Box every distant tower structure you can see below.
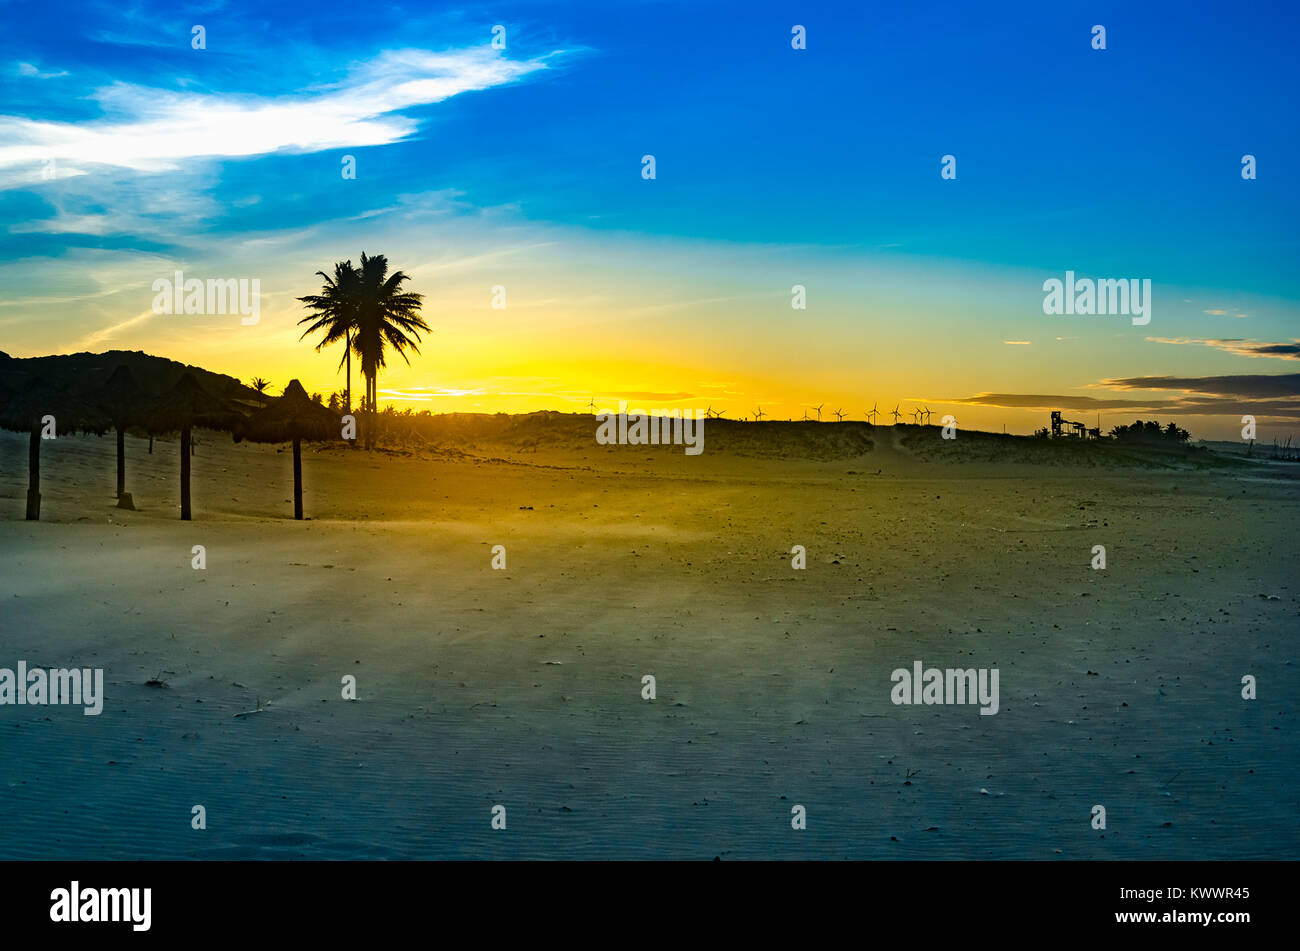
[1051,409,1095,439]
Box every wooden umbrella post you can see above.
[239,380,333,520]
[180,427,192,520]
[292,435,303,520]
[116,426,126,498]
[26,425,40,521]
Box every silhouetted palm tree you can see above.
[249,377,270,395]
[298,260,359,418]
[299,253,427,449]
[354,253,427,448]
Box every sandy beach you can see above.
[1,419,1295,859]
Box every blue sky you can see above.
[1,0,1297,437]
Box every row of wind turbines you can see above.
[790,403,939,425]
[585,397,945,425]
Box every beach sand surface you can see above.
[0,422,1296,859]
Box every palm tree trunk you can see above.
[25,425,40,520]
[345,332,352,414]
[365,373,375,450]
[148,433,153,454]
[116,426,126,497]
[292,436,303,520]
[180,427,192,520]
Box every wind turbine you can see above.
[834,408,846,422]
[867,402,879,425]
[801,410,810,421]
[814,403,824,422]
[587,397,597,415]
[912,407,922,423]
[890,404,902,424]
[922,406,932,424]
[754,406,766,422]
[705,405,716,419]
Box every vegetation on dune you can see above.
[901,423,1236,469]
[1108,420,1191,444]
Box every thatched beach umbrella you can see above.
[0,377,107,520]
[145,373,238,520]
[235,379,339,520]
[91,364,146,503]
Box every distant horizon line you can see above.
[4,348,1297,439]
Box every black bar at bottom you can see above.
[3,860,1279,938]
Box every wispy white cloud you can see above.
[75,308,157,349]
[380,387,484,400]
[1146,336,1300,361]
[0,47,561,189]
[10,213,115,235]
[623,293,767,317]
[16,62,69,79]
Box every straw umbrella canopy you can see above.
[235,379,339,520]
[90,364,147,501]
[0,376,107,520]
[144,373,239,520]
